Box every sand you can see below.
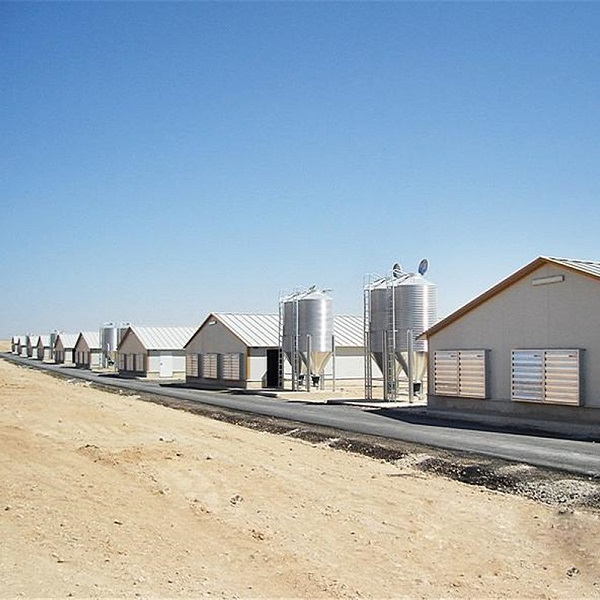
[1,356,599,598]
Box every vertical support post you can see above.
[331,334,336,392]
[306,334,312,391]
[382,330,389,401]
[363,284,372,401]
[407,329,414,404]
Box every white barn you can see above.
[74,331,102,369]
[36,335,53,361]
[11,335,24,354]
[422,256,600,429]
[54,333,79,366]
[26,335,40,358]
[184,313,366,390]
[117,326,196,379]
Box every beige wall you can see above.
[186,321,246,355]
[428,263,600,409]
[118,331,146,355]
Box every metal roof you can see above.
[213,313,280,347]
[127,326,196,350]
[545,256,600,279]
[334,315,364,347]
[422,256,600,339]
[38,335,51,346]
[79,331,101,349]
[55,333,79,349]
[198,312,364,348]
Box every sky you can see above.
[2,2,600,338]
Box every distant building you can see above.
[74,331,102,369]
[54,333,79,366]
[36,335,53,361]
[184,312,365,390]
[422,256,600,428]
[26,335,40,358]
[11,335,23,354]
[117,326,196,379]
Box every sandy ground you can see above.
[1,356,600,599]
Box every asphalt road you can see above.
[4,354,600,477]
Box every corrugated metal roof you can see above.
[209,313,364,348]
[546,256,600,279]
[214,313,280,347]
[80,331,101,349]
[129,326,196,350]
[56,333,79,349]
[38,335,51,346]
[334,315,364,347]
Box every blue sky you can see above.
[2,2,600,338]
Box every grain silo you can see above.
[100,321,131,368]
[364,260,438,401]
[280,287,334,390]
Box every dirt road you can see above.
[1,357,599,598]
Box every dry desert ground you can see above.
[1,349,600,599]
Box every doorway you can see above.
[159,354,174,378]
[266,349,281,388]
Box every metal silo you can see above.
[100,322,118,368]
[364,260,437,401]
[281,287,334,391]
[49,330,61,360]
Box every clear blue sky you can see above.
[2,2,600,338]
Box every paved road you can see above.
[4,354,600,476]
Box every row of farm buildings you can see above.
[8,256,600,430]
[9,312,366,390]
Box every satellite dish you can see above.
[418,258,429,276]
[392,263,403,278]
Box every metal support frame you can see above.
[363,283,373,401]
[277,299,285,389]
[384,279,397,401]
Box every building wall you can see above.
[74,337,102,368]
[37,345,52,361]
[325,347,365,380]
[187,321,246,355]
[427,263,600,421]
[117,331,147,375]
[146,351,187,379]
[55,341,75,365]
[186,322,249,388]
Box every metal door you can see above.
[159,354,173,378]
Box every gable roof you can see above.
[422,256,600,338]
[77,331,101,349]
[55,333,79,349]
[187,312,365,349]
[37,335,51,347]
[124,326,196,350]
[195,313,280,348]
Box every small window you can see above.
[512,349,581,405]
[434,350,488,399]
